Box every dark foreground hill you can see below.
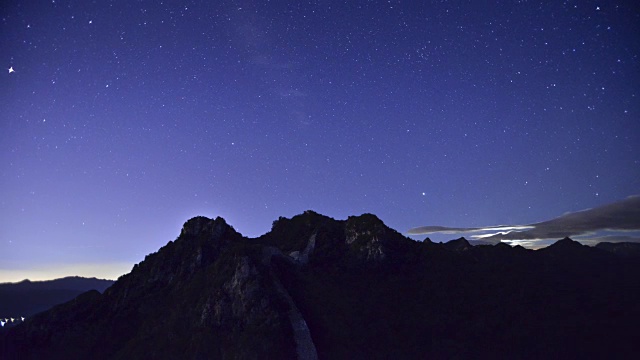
[2,211,639,359]
[0,277,114,323]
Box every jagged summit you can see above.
[179,215,232,237]
[553,236,580,245]
[117,215,244,293]
[544,237,587,251]
[3,211,640,359]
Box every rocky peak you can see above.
[547,237,583,250]
[180,216,230,238]
[345,213,387,244]
[538,236,613,264]
[344,214,407,261]
[264,211,336,254]
[443,237,472,252]
[107,216,243,306]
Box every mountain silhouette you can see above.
[0,277,114,324]
[442,237,472,251]
[2,212,639,359]
[595,241,640,257]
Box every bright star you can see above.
[8,66,15,73]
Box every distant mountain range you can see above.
[2,211,639,359]
[0,277,114,328]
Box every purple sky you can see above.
[1,1,639,281]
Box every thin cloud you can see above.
[407,226,480,234]
[407,225,533,235]
[407,195,640,245]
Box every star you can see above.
[8,66,15,73]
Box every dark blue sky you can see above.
[1,0,639,281]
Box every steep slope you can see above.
[2,216,299,359]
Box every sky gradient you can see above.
[2,1,639,281]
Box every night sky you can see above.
[2,1,639,281]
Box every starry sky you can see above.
[1,0,639,281]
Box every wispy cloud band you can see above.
[407,196,640,245]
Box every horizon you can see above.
[0,236,632,284]
[3,201,639,283]
[2,2,638,283]
[0,237,620,283]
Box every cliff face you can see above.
[3,211,640,359]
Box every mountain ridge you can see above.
[2,211,639,359]
[0,276,114,326]
[0,276,113,285]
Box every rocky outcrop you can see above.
[289,233,316,265]
[345,213,405,261]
